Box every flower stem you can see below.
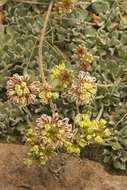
[38,1,54,83]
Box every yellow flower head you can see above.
[81,52,94,64]
[26,113,73,164]
[49,63,73,90]
[74,113,111,145]
[7,73,40,105]
[95,136,104,143]
[69,71,97,105]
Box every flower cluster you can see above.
[49,63,73,90]
[65,113,111,155]
[26,113,111,163]
[53,0,76,14]
[7,74,40,106]
[26,113,73,164]
[73,46,94,71]
[69,71,97,105]
[75,113,111,144]
[39,82,58,104]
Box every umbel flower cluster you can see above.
[7,74,40,106]
[6,0,112,165]
[7,65,111,165]
[26,113,111,165]
[65,114,111,155]
[69,71,97,105]
[75,114,111,144]
[7,69,96,106]
[26,113,73,165]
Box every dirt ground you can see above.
[0,143,127,190]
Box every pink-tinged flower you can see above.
[34,113,73,149]
[69,71,97,105]
[7,73,40,105]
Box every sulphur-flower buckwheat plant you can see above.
[3,0,125,170]
[69,71,97,105]
[49,62,73,90]
[7,74,40,106]
[26,113,73,164]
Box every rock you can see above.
[0,143,126,190]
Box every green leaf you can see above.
[92,1,110,14]
[104,156,111,163]
[113,160,126,170]
[111,142,123,150]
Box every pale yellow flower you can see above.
[7,73,40,105]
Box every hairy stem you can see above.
[38,1,54,83]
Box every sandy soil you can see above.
[0,143,127,190]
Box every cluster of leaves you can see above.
[0,101,27,142]
[0,0,127,169]
[104,120,127,170]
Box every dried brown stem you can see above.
[38,1,54,83]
